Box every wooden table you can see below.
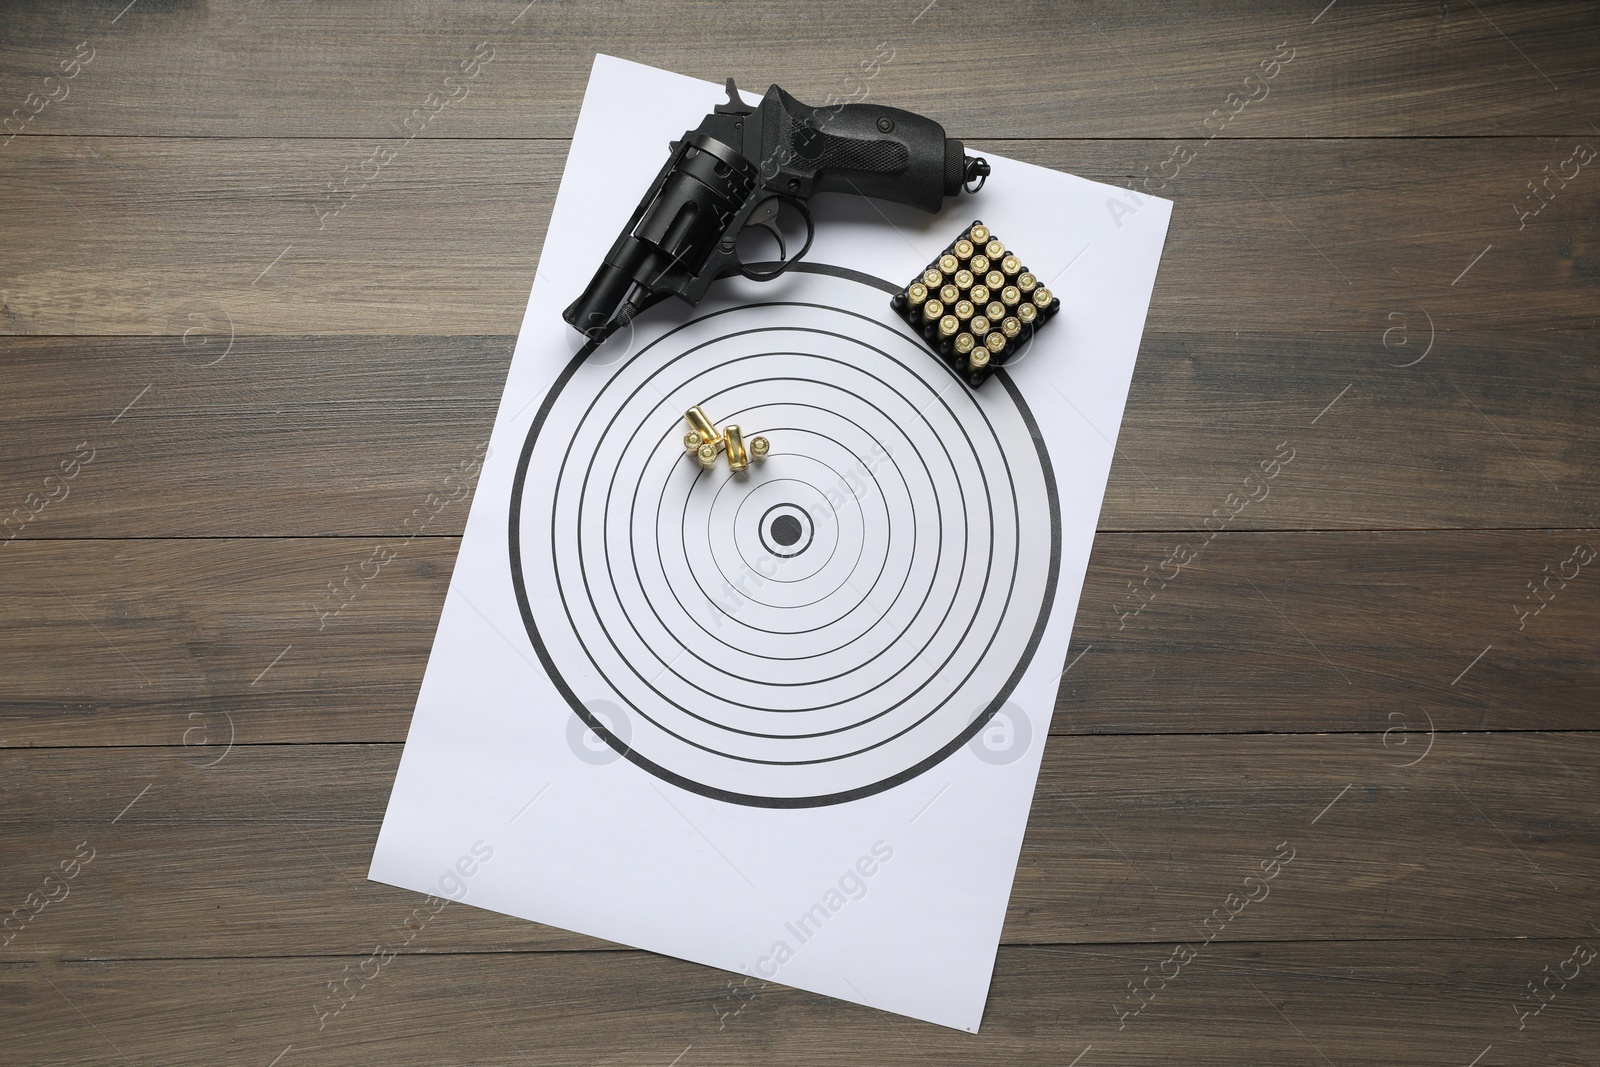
[3,3,1596,1063]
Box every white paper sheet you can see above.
[370,54,1171,1032]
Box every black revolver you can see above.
[563,78,990,346]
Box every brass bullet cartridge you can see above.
[749,436,770,462]
[684,430,705,453]
[685,406,722,449]
[723,424,750,472]
[696,442,719,469]
[897,222,1061,389]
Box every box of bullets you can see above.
[888,220,1061,388]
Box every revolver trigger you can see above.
[748,197,781,225]
[752,217,786,262]
[736,194,814,283]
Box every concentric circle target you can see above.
[509,266,1060,807]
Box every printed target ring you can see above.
[509,265,1060,807]
[759,503,813,558]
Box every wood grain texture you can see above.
[1,137,1596,338]
[0,532,1595,747]
[0,0,1595,138]
[2,0,1597,1061]
[1,328,1597,537]
[0,735,1593,961]
[2,941,1596,1066]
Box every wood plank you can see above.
[0,1,1595,139]
[2,327,1597,537]
[1,136,1595,337]
[0,335,506,539]
[1070,530,1600,734]
[0,734,1593,959]
[1,533,1594,747]
[2,940,1594,1064]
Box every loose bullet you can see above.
[685,406,722,449]
[723,425,750,472]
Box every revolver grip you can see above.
[758,87,965,213]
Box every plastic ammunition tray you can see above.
[889,220,1061,388]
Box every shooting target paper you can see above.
[370,55,1171,1032]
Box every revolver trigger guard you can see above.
[736,195,815,283]
[755,217,787,262]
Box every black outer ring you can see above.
[508,263,1063,808]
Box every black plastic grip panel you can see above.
[757,87,958,213]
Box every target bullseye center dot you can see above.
[756,501,817,560]
[771,515,803,546]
